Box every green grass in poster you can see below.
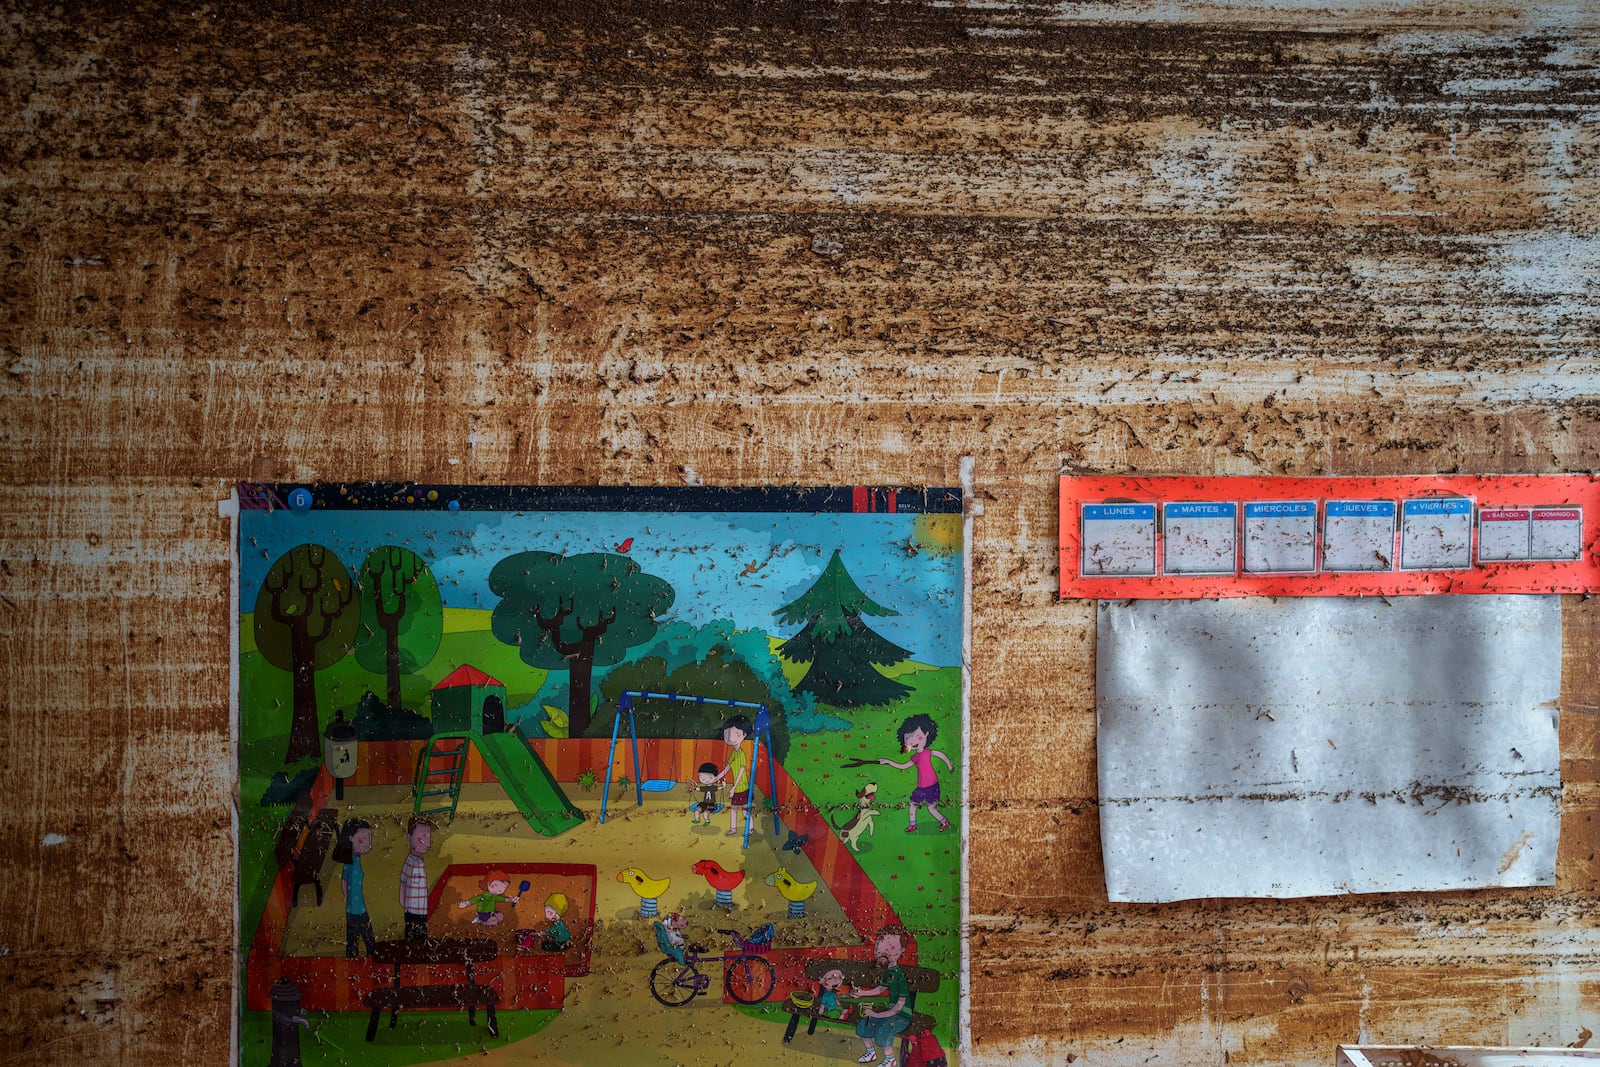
[773,665,963,1036]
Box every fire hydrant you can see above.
[268,977,309,1067]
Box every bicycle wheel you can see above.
[724,955,776,1004]
[649,958,699,1006]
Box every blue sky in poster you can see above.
[239,508,962,666]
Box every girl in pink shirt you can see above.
[878,713,953,832]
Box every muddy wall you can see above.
[3,1,1598,1062]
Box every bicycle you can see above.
[649,927,776,1007]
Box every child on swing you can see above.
[689,761,721,825]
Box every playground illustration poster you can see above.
[235,483,965,1066]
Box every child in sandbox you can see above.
[540,892,571,952]
[456,869,521,925]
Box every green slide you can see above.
[474,731,584,837]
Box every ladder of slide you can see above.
[413,733,471,819]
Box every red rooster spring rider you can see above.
[691,859,744,911]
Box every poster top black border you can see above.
[237,482,962,515]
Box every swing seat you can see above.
[642,778,676,792]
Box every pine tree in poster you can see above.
[774,549,913,709]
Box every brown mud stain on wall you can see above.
[4,1,1600,1063]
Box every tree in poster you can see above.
[254,543,359,763]
[774,549,913,709]
[354,546,442,711]
[488,551,675,738]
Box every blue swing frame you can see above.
[599,691,782,849]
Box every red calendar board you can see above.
[1059,475,1600,599]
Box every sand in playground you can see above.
[278,783,955,1065]
[282,783,863,955]
[283,783,891,1064]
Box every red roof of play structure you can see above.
[432,664,505,690]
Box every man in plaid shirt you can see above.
[399,818,433,939]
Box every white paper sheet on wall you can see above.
[1097,595,1561,902]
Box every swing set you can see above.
[599,691,782,849]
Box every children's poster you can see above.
[234,483,965,1066]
